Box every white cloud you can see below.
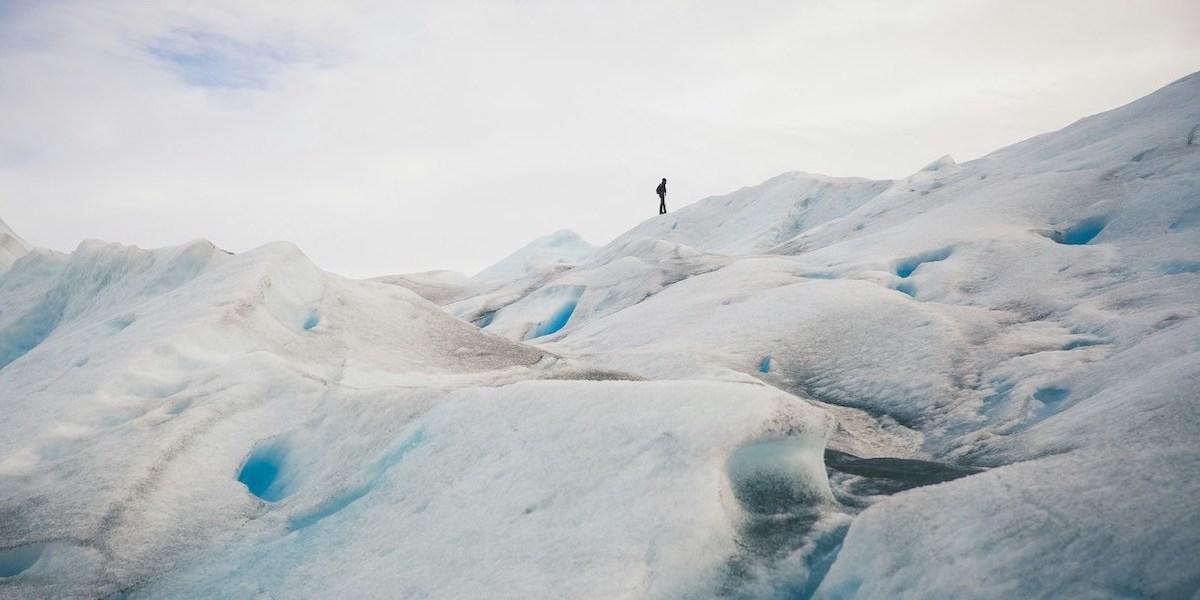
[1,0,1198,277]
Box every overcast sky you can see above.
[1,1,1197,277]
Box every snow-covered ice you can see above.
[2,72,1199,598]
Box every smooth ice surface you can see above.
[531,298,577,338]
[2,72,1200,599]
[0,544,43,578]
[237,440,289,502]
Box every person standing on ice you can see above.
[656,178,668,215]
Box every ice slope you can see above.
[0,217,30,272]
[444,72,1200,597]
[473,229,596,282]
[0,237,834,598]
[370,269,478,305]
[614,172,893,255]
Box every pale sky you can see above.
[1,1,1197,278]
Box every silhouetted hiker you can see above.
[657,178,667,214]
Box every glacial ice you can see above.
[2,72,1199,599]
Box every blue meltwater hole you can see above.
[238,440,291,502]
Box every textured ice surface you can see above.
[2,72,1200,598]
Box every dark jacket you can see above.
[656,181,667,196]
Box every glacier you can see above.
[1,72,1199,598]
